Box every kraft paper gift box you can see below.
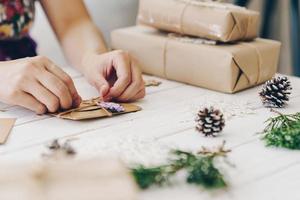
[137,0,260,42]
[111,26,281,93]
[53,97,142,121]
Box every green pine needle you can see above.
[131,165,177,189]
[186,157,227,189]
[261,110,300,149]
[131,143,230,190]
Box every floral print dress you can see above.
[0,0,36,61]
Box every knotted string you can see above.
[240,42,262,85]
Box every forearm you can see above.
[19,0,144,105]
[40,0,108,73]
[59,20,108,72]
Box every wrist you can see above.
[79,51,98,76]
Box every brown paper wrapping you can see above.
[52,98,142,121]
[0,159,138,200]
[111,26,281,93]
[137,0,260,42]
[0,118,16,144]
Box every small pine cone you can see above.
[195,107,225,137]
[259,76,292,108]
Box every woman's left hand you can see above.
[81,50,145,102]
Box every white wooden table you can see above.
[0,67,300,200]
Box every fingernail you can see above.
[74,96,82,107]
[100,85,109,97]
[103,96,112,102]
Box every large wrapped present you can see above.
[137,0,260,42]
[111,26,281,93]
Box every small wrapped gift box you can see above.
[111,26,281,93]
[137,0,260,42]
[52,98,142,121]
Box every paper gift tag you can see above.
[145,79,162,87]
[0,118,16,144]
[53,103,141,121]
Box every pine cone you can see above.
[195,107,225,137]
[259,76,292,108]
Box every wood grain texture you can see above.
[0,67,299,200]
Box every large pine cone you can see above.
[195,107,225,137]
[259,76,292,108]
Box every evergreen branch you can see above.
[131,143,230,190]
[131,164,181,189]
[186,156,227,189]
[261,110,300,149]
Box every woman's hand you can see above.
[40,0,145,102]
[0,56,81,114]
[82,50,145,102]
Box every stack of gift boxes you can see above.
[111,0,281,93]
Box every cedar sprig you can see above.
[131,142,230,190]
[261,110,300,149]
[132,164,181,189]
[186,156,227,189]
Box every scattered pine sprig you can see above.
[261,110,300,149]
[132,164,180,189]
[42,139,77,159]
[131,142,230,190]
[186,156,227,189]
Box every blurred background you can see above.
[31,0,299,76]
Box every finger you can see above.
[117,64,144,102]
[36,70,73,110]
[120,87,146,102]
[23,80,60,113]
[93,75,110,100]
[108,53,132,98]
[43,60,82,107]
[132,88,146,101]
[17,92,47,114]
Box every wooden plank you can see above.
[0,75,181,127]
[0,84,206,154]
[0,158,138,200]
[227,162,300,200]
[0,69,300,200]
[0,78,299,157]
[0,78,272,154]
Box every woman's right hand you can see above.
[0,56,82,114]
